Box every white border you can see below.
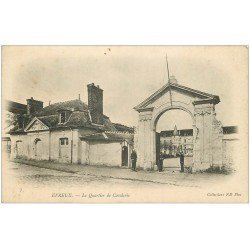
[0,1,249,250]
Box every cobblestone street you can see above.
[2,159,243,203]
[5,161,162,189]
[4,159,234,189]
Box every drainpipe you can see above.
[49,130,51,161]
[68,126,73,164]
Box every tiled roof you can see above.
[34,99,88,116]
[113,123,134,133]
[81,131,134,142]
[37,111,117,131]
[9,99,131,134]
[39,115,59,127]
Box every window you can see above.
[60,111,67,124]
[60,138,69,146]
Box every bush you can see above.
[204,166,235,175]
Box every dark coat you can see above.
[131,151,137,161]
[180,154,184,163]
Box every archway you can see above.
[155,109,194,171]
[134,81,223,171]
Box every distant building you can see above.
[160,125,238,159]
[160,125,193,157]
[6,83,134,167]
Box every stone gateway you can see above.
[134,77,225,171]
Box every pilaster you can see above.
[135,110,154,169]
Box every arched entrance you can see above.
[134,80,223,171]
[154,108,194,171]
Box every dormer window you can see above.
[59,111,67,124]
[57,108,72,124]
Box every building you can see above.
[7,83,134,168]
[2,100,28,158]
[160,125,193,157]
[159,125,238,167]
[134,76,239,171]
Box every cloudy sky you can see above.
[2,46,248,131]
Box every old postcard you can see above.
[1,46,248,203]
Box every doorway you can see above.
[34,139,42,159]
[121,146,128,166]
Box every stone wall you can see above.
[88,141,122,167]
[10,129,83,164]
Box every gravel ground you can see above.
[6,162,167,189]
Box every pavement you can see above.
[8,158,233,188]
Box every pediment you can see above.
[134,83,220,111]
[25,118,49,132]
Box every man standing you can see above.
[158,152,164,172]
[131,149,137,171]
[180,151,185,173]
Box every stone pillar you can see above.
[72,129,81,164]
[193,99,223,170]
[135,109,154,169]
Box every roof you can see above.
[81,131,134,143]
[9,98,134,134]
[34,99,88,116]
[160,129,193,137]
[222,126,238,134]
[10,98,118,133]
[134,82,220,111]
[112,123,134,133]
[160,126,238,137]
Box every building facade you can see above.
[159,125,238,168]
[8,83,134,168]
[160,125,193,157]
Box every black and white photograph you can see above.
[1,46,248,203]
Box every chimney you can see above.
[26,97,43,115]
[87,83,103,125]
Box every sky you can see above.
[2,46,248,129]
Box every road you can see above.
[5,161,166,189]
[2,160,239,203]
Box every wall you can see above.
[222,133,240,169]
[11,129,77,163]
[50,130,72,163]
[88,141,122,167]
[26,131,50,160]
[163,156,193,168]
[10,134,26,159]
